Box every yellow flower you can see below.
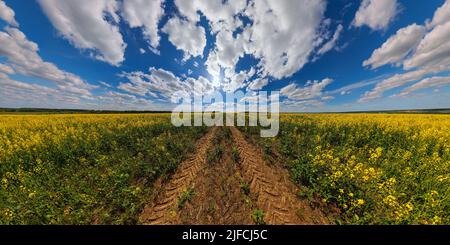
[406,202,414,212]
[431,216,442,225]
[376,147,383,155]
[357,199,365,206]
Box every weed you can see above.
[178,188,194,210]
[240,181,250,195]
[251,209,265,225]
[231,146,240,163]
[206,145,223,165]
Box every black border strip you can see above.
[1,225,449,244]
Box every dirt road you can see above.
[140,127,332,225]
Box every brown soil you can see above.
[230,127,332,224]
[179,128,254,224]
[139,127,217,224]
[140,126,332,225]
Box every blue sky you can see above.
[0,0,449,112]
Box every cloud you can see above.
[364,0,450,71]
[358,67,447,102]
[244,0,327,79]
[122,0,165,54]
[395,75,450,97]
[280,78,333,101]
[0,72,55,95]
[282,99,324,110]
[0,27,95,96]
[118,82,147,97]
[171,0,338,97]
[364,24,426,69]
[316,24,343,56]
[98,81,112,88]
[38,0,126,66]
[360,0,450,102]
[0,69,169,111]
[352,0,399,31]
[429,0,450,27]
[118,67,216,101]
[175,0,330,88]
[107,90,136,101]
[162,16,206,59]
[222,68,255,92]
[321,95,335,101]
[248,78,268,91]
[0,10,110,108]
[191,0,331,96]
[174,0,247,33]
[0,0,18,26]
[0,72,97,109]
[0,63,14,74]
[96,89,171,111]
[403,21,450,70]
[329,74,391,95]
[204,29,250,84]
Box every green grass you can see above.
[240,181,250,195]
[178,188,195,210]
[251,209,265,225]
[0,115,207,224]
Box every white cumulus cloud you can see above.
[118,67,216,101]
[162,16,206,59]
[0,27,95,96]
[174,0,247,33]
[122,0,165,54]
[359,67,447,102]
[248,78,268,91]
[0,0,18,26]
[364,24,426,69]
[360,0,450,102]
[280,78,333,101]
[244,0,327,79]
[38,0,126,66]
[352,0,399,31]
[317,24,344,56]
[404,21,450,70]
[429,0,450,27]
[395,75,450,97]
[0,63,14,74]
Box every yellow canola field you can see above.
[278,114,450,224]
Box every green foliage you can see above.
[240,181,250,195]
[178,188,195,210]
[0,114,207,224]
[206,145,224,165]
[231,147,240,163]
[239,114,450,225]
[251,209,265,225]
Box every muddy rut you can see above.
[179,127,254,224]
[140,127,331,225]
[231,127,331,224]
[139,128,217,224]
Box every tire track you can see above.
[231,127,331,224]
[139,128,217,224]
[179,127,253,224]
